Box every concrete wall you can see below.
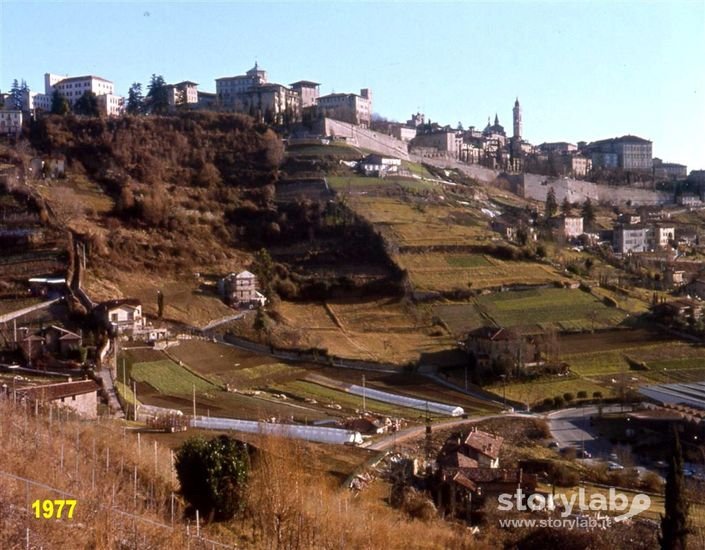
[514,173,673,206]
[55,391,98,418]
[316,118,410,160]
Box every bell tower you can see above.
[513,97,522,140]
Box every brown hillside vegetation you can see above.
[0,399,484,549]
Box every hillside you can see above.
[0,399,481,549]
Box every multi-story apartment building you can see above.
[0,111,22,136]
[317,89,372,128]
[588,135,652,172]
[216,64,302,124]
[613,224,647,254]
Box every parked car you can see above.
[547,441,559,449]
[608,461,624,471]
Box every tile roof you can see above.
[464,429,504,459]
[438,452,479,469]
[17,380,99,401]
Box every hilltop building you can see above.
[216,63,303,124]
[586,135,653,172]
[317,89,372,128]
[166,81,199,109]
[44,73,124,116]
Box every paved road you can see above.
[546,405,625,458]
[96,367,125,419]
[366,412,530,451]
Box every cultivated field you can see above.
[120,348,330,422]
[476,287,627,331]
[398,252,568,291]
[276,298,455,364]
[346,196,494,247]
[328,175,436,193]
[434,288,627,335]
[489,374,614,408]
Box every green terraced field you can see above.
[130,360,217,395]
[477,288,627,331]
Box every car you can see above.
[654,460,668,469]
[683,468,695,478]
[609,452,619,462]
[547,441,559,449]
[608,461,624,471]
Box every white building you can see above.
[0,110,22,135]
[220,270,266,308]
[216,64,302,124]
[359,154,401,176]
[44,73,124,116]
[101,300,144,334]
[553,215,584,239]
[649,225,675,250]
[166,81,199,109]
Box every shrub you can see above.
[577,390,588,399]
[592,391,603,399]
[563,392,574,403]
[551,463,579,486]
[175,435,250,522]
[542,397,555,408]
[553,395,565,408]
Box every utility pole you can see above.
[133,381,137,421]
[192,384,196,417]
[362,375,366,414]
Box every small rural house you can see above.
[432,428,536,520]
[18,325,83,364]
[359,154,401,177]
[15,380,100,418]
[463,326,542,372]
[98,299,144,334]
[220,271,267,308]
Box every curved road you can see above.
[366,412,530,451]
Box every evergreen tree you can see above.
[252,248,275,300]
[74,91,99,116]
[50,89,70,115]
[561,197,572,216]
[660,429,690,550]
[175,435,249,522]
[126,82,144,115]
[9,79,24,110]
[581,198,596,228]
[545,187,558,218]
[157,290,164,319]
[146,74,168,114]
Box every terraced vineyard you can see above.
[398,253,568,291]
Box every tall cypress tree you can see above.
[660,428,690,550]
[545,187,558,219]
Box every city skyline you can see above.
[1,1,703,170]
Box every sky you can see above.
[1,1,704,170]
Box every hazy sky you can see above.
[2,1,703,169]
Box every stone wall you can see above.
[316,118,410,160]
[511,173,673,206]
